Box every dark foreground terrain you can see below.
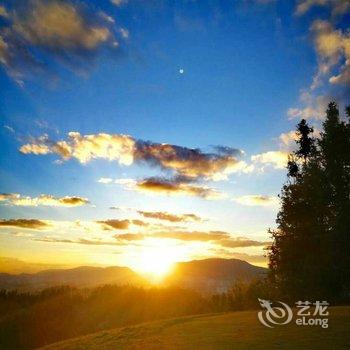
[40,307,350,350]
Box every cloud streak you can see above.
[0,219,49,229]
[101,176,224,200]
[137,211,202,222]
[2,217,270,251]
[115,230,230,242]
[115,230,270,247]
[0,193,89,207]
[98,219,149,230]
[233,195,279,207]
[33,237,125,246]
[134,177,223,199]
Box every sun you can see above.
[131,240,183,281]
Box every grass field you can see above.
[40,306,350,350]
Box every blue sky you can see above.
[0,0,349,274]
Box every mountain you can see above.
[0,258,266,293]
[0,256,67,274]
[0,266,145,291]
[165,258,266,294]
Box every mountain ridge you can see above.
[0,258,266,293]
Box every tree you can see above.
[318,103,350,297]
[269,102,350,301]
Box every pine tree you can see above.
[269,118,324,299]
[269,103,350,301]
[318,103,350,297]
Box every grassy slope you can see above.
[40,307,350,350]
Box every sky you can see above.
[0,0,350,276]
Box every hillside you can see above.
[165,258,266,294]
[40,307,350,350]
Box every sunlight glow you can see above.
[131,240,184,281]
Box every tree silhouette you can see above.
[269,102,350,301]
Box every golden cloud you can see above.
[34,237,126,246]
[2,217,269,250]
[131,219,149,227]
[58,197,89,206]
[0,219,49,230]
[115,230,269,248]
[137,211,202,222]
[311,20,350,86]
[114,233,145,241]
[97,218,150,230]
[115,230,230,242]
[233,195,279,207]
[20,132,136,165]
[19,141,51,155]
[34,231,269,248]
[218,237,271,248]
[135,177,223,199]
[0,193,89,207]
[98,219,130,230]
[0,193,20,202]
[13,1,110,50]
[154,230,230,241]
[0,0,123,79]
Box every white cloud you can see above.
[119,28,129,39]
[114,178,136,186]
[20,132,250,182]
[287,94,330,120]
[279,130,298,149]
[251,151,289,170]
[97,177,114,184]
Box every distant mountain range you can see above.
[0,258,266,293]
[0,266,144,291]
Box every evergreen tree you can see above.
[318,103,350,297]
[269,102,350,301]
